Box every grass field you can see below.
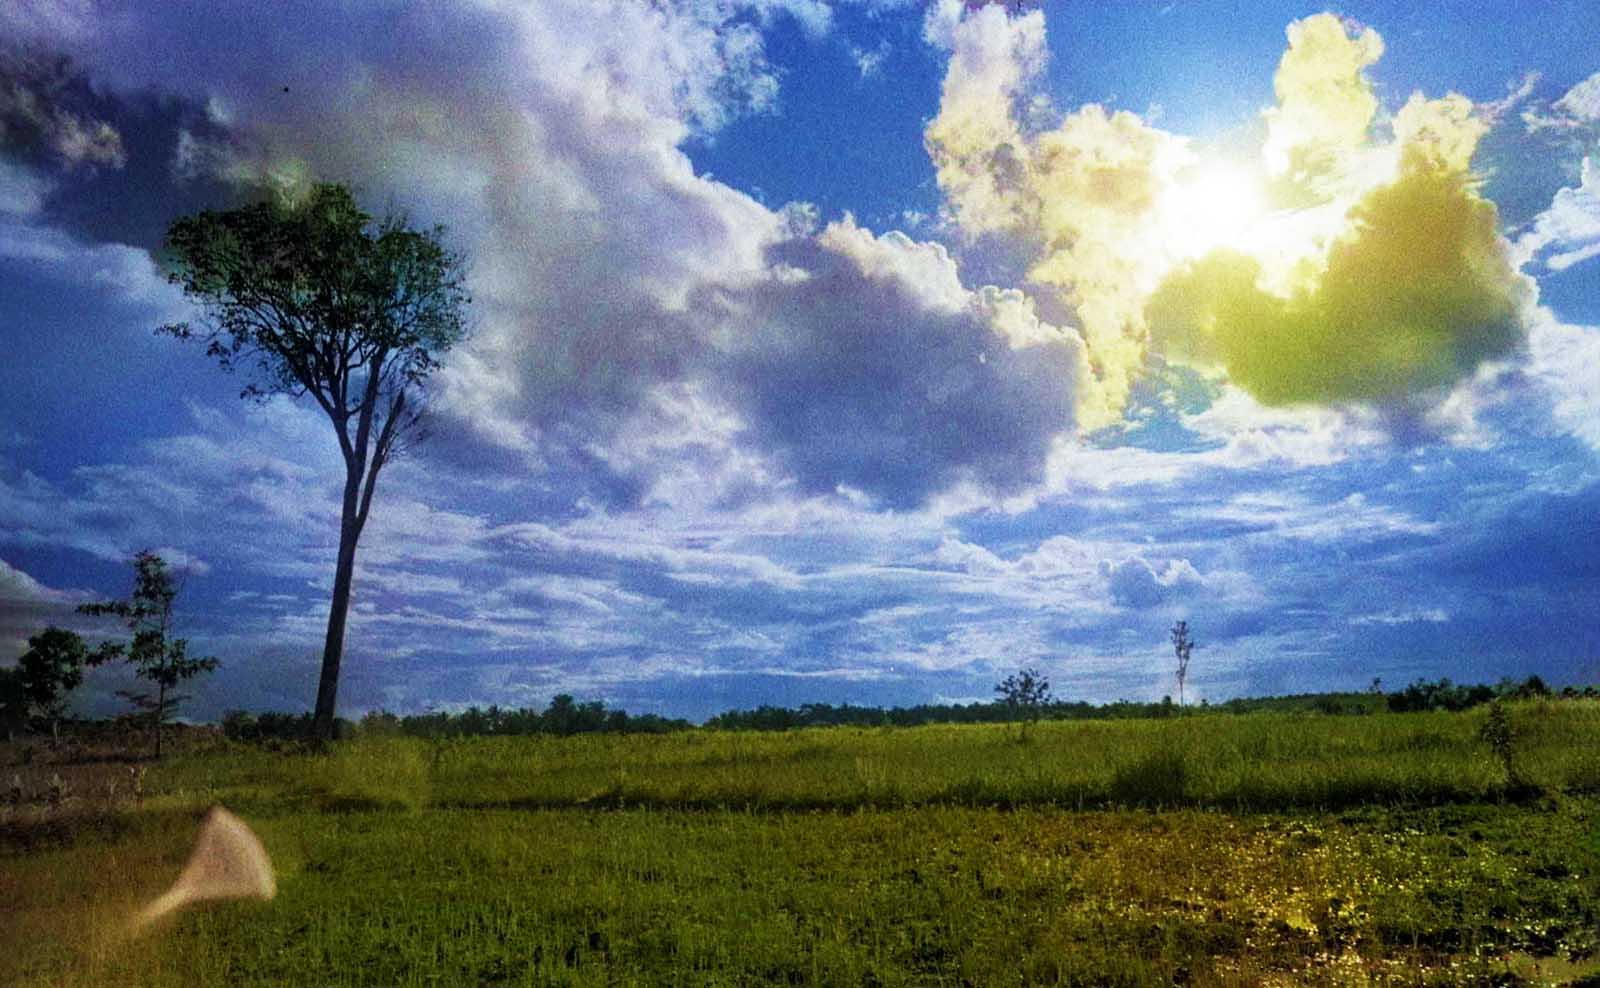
[5,702,1600,986]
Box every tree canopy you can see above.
[161,183,468,474]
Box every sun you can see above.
[1151,154,1349,297]
[1158,160,1271,262]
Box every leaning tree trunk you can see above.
[312,466,367,741]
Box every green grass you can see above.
[6,702,1600,987]
[157,701,1600,813]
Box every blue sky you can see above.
[2,0,1598,722]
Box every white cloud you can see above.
[0,558,90,659]
[0,217,188,315]
[0,159,50,216]
[1516,156,1600,272]
[1525,70,1600,132]
[0,48,127,168]
[1101,556,1203,609]
[1351,608,1449,626]
[1184,387,1389,468]
[1526,309,1600,450]
[849,41,890,78]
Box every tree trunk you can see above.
[154,680,166,760]
[312,467,366,740]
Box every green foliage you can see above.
[16,626,90,737]
[1478,700,1527,792]
[153,702,1600,814]
[1387,675,1554,713]
[0,666,28,738]
[221,700,691,744]
[1109,744,1190,806]
[993,667,1052,724]
[78,551,219,758]
[160,183,468,409]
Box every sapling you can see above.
[1479,701,1525,791]
[78,551,220,759]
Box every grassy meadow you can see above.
[5,702,1600,986]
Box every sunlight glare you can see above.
[1159,161,1270,262]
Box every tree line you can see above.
[221,694,693,742]
[703,675,1574,731]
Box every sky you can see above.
[2,0,1599,723]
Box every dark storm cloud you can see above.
[0,45,237,248]
[709,223,1084,507]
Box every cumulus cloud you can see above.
[1516,155,1600,273]
[707,217,1086,506]
[0,558,88,658]
[1525,310,1600,450]
[925,6,1183,427]
[1146,18,1526,411]
[1100,556,1203,609]
[1148,155,1525,406]
[1261,12,1385,187]
[32,0,1093,510]
[925,9,1528,424]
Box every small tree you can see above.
[1170,621,1197,708]
[161,183,469,741]
[17,626,91,740]
[78,551,219,758]
[995,667,1053,731]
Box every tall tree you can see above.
[1170,621,1197,708]
[17,626,91,740]
[161,184,469,739]
[79,551,219,758]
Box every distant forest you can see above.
[213,676,1580,742]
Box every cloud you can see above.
[1148,154,1526,406]
[1351,607,1448,626]
[1101,556,1203,609]
[708,217,1086,506]
[1516,155,1600,273]
[1525,310,1600,450]
[849,41,890,79]
[0,558,89,658]
[1524,69,1600,133]
[925,9,1529,424]
[0,157,48,215]
[924,6,1176,428]
[1261,12,1385,185]
[0,47,126,169]
[1145,20,1525,411]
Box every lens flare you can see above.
[131,806,276,933]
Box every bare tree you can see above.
[1170,621,1197,708]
